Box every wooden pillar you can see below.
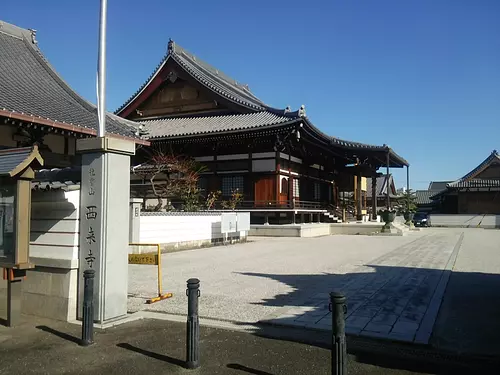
[275,150,280,205]
[288,147,294,209]
[356,170,363,221]
[371,175,377,221]
[248,147,254,203]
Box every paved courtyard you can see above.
[128,228,492,345]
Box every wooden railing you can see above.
[166,199,329,211]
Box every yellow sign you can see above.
[128,253,159,265]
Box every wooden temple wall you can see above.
[191,151,334,205]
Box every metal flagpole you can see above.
[97,0,107,137]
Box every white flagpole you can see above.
[97,0,107,137]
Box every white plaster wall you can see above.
[30,190,80,267]
[429,214,500,228]
[1,189,80,321]
[139,214,223,244]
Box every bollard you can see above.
[81,269,95,346]
[330,291,347,375]
[186,278,200,369]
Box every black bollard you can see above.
[186,278,200,369]
[330,291,347,375]
[81,269,95,346]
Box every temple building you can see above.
[430,150,500,214]
[116,40,409,223]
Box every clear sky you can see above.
[3,0,499,190]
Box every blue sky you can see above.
[3,0,499,190]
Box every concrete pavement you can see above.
[261,231,463,344]
[1,316,496,374]
[128,228,500,355]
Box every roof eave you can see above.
[0,109,150,146]
[146,118,299,141]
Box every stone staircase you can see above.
[323,211,342,223]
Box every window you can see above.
[0,184,16,261]
[222,176,244,196]
[281,177,289,194]
[293,179,300,198]
[313,182,321,200]
[197,177,208,197]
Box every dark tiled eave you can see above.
[0,20,148,144]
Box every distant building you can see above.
[366,174,399,211]
[415,181,452,212]
[429,151,500,214]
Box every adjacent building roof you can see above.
[428,181,452,191]
[415,190,434,205]
[366,174,398,198]
[430,150,500,199]
[0,20,148,144]
[0,145,43,177]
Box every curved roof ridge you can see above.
[448,150,500,186]
[115,39,297,115]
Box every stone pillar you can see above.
[76,137,135,323]
[356,171,363,221]
[371,176,377,221]
[129,198,142,243]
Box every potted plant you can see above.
[400,189,417,225]
[381,209,395,225]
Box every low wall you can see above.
[429,214,500,228]
[137,212,248,251]
[330,222,382,235]
[249,224,332,238]
[0,189,79,322]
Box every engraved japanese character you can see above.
[85,206,98,220]
[86,227,96,245]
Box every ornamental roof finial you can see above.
[28,28,37,44]
[298,104,306,118]
[167,38,174,54]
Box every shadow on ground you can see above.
[234,264,500,374]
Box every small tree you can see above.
[400,189,418,213]
[134,152,206,212]
[205,190,222,210]
[221,189,244,210]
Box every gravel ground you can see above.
[128,234,423,323]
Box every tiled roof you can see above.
[31,167,80,191]
[366,174,398,198]
[429,150,500,199]
[0,146,43,176]
[0,20,144,141]
[447,179,500,189]
[116,40,268,114]
[115,39,408,167]
[428,181,452,191]
[454,150,500,183]
[143,111,297,139]
[415,190,434,205]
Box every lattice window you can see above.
[221,176,244,196]
[293,179,300,198]
[197,177,208,196]
[314,182,321,200]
